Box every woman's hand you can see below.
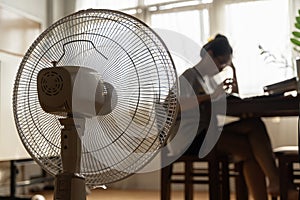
[223,78,234,94]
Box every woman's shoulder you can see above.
[181,67,201,79]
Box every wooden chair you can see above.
[160,125,233,200]
[159,124,253,200]
[160,151,231,200]
[273,146,300,200]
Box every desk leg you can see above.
[10,160,16,198]
[0,160,31,200]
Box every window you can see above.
[75,0,295,96]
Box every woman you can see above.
[177,34,297,199]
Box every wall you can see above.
[0,0,47,27]
[0,0,47,195]
[0,0,77,29]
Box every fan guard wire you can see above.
[13,9,178,186]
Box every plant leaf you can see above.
[297,16,300,24]
[295,23,300,30]
[291,38,300,47]
[292,31,300,38]
[293,46,300,54]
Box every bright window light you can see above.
[145,0,212,5]
[151,11,203,44]
[144,0,180,6]
[225,0,291,97]
[76,0,138,11]
[151,10,209,74]
[158,1,202,10]
[201,0,213,3]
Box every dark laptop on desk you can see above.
[227,77,297,101]
[263,77,297,96]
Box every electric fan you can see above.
[13,9,178,200]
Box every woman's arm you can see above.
[179,85,224,111]
[230,62,239,94]
[178,95,209,111]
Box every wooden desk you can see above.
[226,94,300,200]
[226,95,299,118]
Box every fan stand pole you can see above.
[54,117,86,200]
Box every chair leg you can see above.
[208,159,221,200]
[161,164,172,200]
[221,159,230,200]
[278,156,289,200]
[234,162,248,200]
[185,160,193,200]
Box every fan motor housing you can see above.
[37,66,107,117]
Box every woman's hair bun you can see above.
[200,34,232,58]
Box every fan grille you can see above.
[13,9,178,186]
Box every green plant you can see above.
[291,9,300,54]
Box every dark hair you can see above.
[200,34,233,58]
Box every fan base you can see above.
[54,172,86,200]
